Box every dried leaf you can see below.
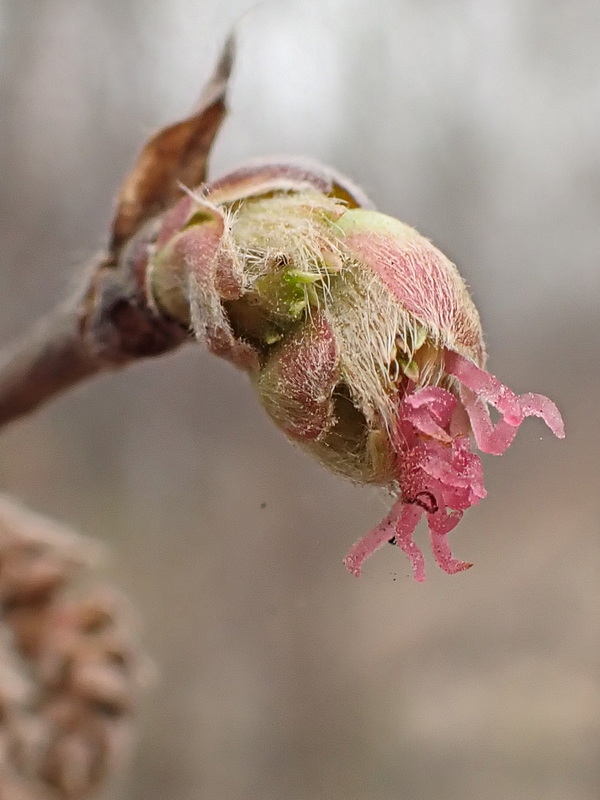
[109,34,235,255]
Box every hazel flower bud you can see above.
[148,160,564,581]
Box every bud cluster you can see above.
[0,496,147,798]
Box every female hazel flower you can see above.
[148,159,565,581]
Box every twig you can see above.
[0,250,188,429]
[0,302,100,429]
[0,35,234,431]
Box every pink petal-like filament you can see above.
[345,353,563,580]
[445,350,565,454]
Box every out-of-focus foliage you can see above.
[0,1,598,799]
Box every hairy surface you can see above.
[147,160,565,580]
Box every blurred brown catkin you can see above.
[0,496,147,800]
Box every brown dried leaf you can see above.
[109,34,235,255]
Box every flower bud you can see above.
[148,160,565,580]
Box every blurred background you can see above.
[0,0,598,798]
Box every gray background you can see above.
[0,1,598,798]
